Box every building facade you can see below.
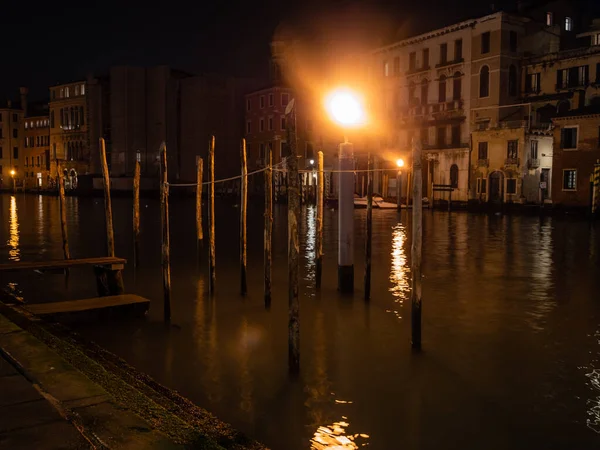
[49,81,90,185]
[23,114,51,189]
[0,97,24,189]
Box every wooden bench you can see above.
[25,294,150,319]
[0,257,127,297]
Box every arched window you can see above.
[421,79,429,105]
[439,75,447,103]
[480,66,490,98]
[453,72,462,100]
[508,65,517,96]
[450,164,459,188]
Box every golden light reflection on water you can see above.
[305,206,316,281]
[8,196,20,261]
[310,419,369,449]
[388,223,409,319]
[586,329,600,433]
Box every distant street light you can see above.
[309,159,315,165]
[10,169,15,176]
[324,87,366,293]
[396,158,404,168]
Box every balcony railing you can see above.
[504,158,519,167]
[477,159,489,168]
[528,158,540,169]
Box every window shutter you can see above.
[584,65,590,84]
[525,74,532,92]
[557,70,563,88]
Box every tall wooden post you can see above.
[133,154,141,268]
[196,157,204,253]
[286,100,300,373]
[208,136,216,294]
[411,138,423,349]
[240,139,248,296]
[57,161,70,261]
[264,143,273,307]
[160,144,172,321]
[364,153,373,301]
[100,138,115,257]
[396,170,402,212]
[316,151,324,288]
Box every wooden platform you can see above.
[25,295,150,318]
[0,257,126,273]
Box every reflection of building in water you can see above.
[238,317,254,421]
[527,219,555,331]
[9,196,20,261]
[310,421,369,450]
[304,206,316,281]
[389,223,410,318]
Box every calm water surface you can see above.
[1,193,600,449]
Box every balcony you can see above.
[504,158,519,167]
[528,158,540,169]
[435,58,465,68]
[477,159,489,168]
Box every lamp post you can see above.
[325,88,365,293]
[10,169,16,192]
[396,158,404,211]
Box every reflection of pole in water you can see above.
[388,224,410,319]
[305,206,317,281]
[9,196,20,261]
[306,308,330,428]
[238,317,254,421]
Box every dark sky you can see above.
[1,0,594,102]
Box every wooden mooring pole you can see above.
[315,150,324,289]
[264,143,273,307]
[240,139,248,296]
[364,152,373,301]
[196,157,204,255]
[411,138,423,349]
[133,153,141,268]
[57,160,71,262]
[286,100,300,373]
[160,143,172,321]
[98,138,124,296]
[208,136,216,295]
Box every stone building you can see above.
[0,93,24,189]
[22,98,51,189]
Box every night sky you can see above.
[1,0,594,102]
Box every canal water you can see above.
[1,193,600,449]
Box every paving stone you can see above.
[0,420,91,450]
[0,375,41,407]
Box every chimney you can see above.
[20,87,28,116]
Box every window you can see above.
[65,87,69,98]
[51,90,56,100]
[80,106,84,126]
[526,73,540,93]
[438,75,447,102]
[25,157,29,167]
[24,121,28,129]
[563,169,576,190]
[12,129,17,138]
[281,116,286,130]
[259,118,264,132]
[455,39,463,60]
[436,127,446,147]
[565,17,572,31]
[439,43,447,64]
[478,142,488,160]
[422,48,429,69]
[393,57,400,75]
[593,34,600,46]
[557,66,589,89]
[383,60,389,77]
[507,140,518,159]
[13,147,18,159]
[506,179,517,194]
[450,164,459,188]
[12,113,17,122]
[0,147,2,158]
[37,156,40,166]
[260,96,265,108]
[477,178,487,194]
[408,81,416,105]
[509,31,518,52]
[59,88,64,98]
[561,126,578,149]
[75,85,79,96]
[481,32,491,54]
[259,143,265,161]
[421,79,429,105]
[530,140,539,159]
[81,84,85,95]
[420,127,428,145]
[409,52,416,71]
[451,125,460,146]
[509,65,518,96]
[50,111,54,128]
[268,93,274,107]
[268,117,273,131]
[453,72,462,100]
[281,93,289,106]
[479,66,490,98]
[246,121,251,134]
[546,12,553,26]
[246,99,251,111]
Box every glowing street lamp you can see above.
[324,88,366,293]
[10,169,15,176]
[10,169,16,192]
[396,159,405,212]
[396,159,404,168]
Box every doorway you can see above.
[488,171,504,203]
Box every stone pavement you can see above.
[0,353,90,449]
